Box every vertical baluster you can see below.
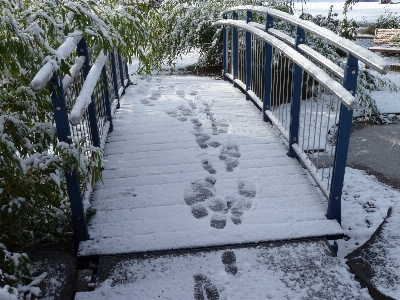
[232,11,239,88]
[77,38,100,147]
[327,54,357,223]
[263,14,274,122]
[102,64,113,133]
[288,26,305,158]
[246,10,253,100]
[50,70,88,254]
[118,53,125,95]
[124,55,131,86]
[223,14,228,81]
[110,52,121,109]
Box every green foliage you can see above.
[376,10,400,29]
[0,243,45,299]
[145,0,262,73]
[1,0,156,297]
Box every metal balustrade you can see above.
[31,37,130,251]
[215,6,389,225]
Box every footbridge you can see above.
[32,6,389,299]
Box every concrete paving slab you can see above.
[347,123,400,190]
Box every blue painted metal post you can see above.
[110,52,121,109]
[288,26,306,158]
[245,10,253,100]
[327,54,358,223]
[76,38,100,147]
[232,11,239,88]
[263,14,274,122]
[223,14,228,81]
[117,53,125,95]
[102,65,113,133]
[50,70,88,254]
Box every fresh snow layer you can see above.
[338,168,400,260]
[75,240,366,300]
[78,75,343,257]
[364,202,400,299]
[293,2,400,24]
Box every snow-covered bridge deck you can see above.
[77,75,343,257]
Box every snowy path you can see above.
[77,75,343,257]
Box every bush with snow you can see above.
[1,0,156,297]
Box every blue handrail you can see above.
[31,38,130,252]
[213,7,387,225]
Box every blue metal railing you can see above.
[214,6,389,225]
[31,37,130,251]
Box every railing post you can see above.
[327,54,358,223]
[245,10,253,100]
[117,53,125,95]
[76,38,100,147]
[50,70,88,254]
[263,14,274,122]
[223,14,228,81]
[124,58,131,86]
[110,52,121,109]
[232,11,239,88]
[102,65,113,133]
[288,26,305,158]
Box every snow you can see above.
[75,240,364,300]
[74,21,400,295]
[293,1,400,24]
[78,75,343,257]
[214,19,357,108]
[62,56,86,90]
[31,36,81,92]
[338,168,400,260]
[220,6,390,74]
[69,51,107,126]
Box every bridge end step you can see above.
[74,238,363,299]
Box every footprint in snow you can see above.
[201,158,216,174]
[191,118,203,129]
[193,274,219,300]
[227,181,256,225]
[219,142,241,172]
[166,105,193,122]
[149,91,161,100]
[175,89,185,98]
[195,132,211,149]
[140,98,153,106]
[221,251,238,275]
[184,177,255,228]
[188,100,197,110]
[184,176,217,220]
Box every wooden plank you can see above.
[368,46,400,53]
[78,76,343,257]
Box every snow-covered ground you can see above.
[78,3,400,298]
[293,1,400,24]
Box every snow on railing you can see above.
[69,51,107,126]
[220,6,390,74]
[62,56,86,90]
[214,7,381,225]
[31,36,82,92]
[215,20,356,109]
[30,36,131,251]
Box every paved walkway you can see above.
[77,75,342,257]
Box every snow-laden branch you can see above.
[31,36,82,92]
[69,51,107,126]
